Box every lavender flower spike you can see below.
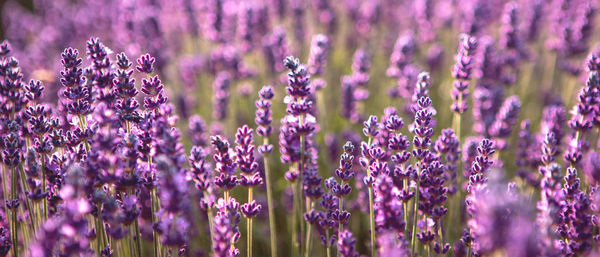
[451,34,478,114]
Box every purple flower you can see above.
[213,197,241,257]
[451,34,478,114]
[468,180,544,256]
[337,230,359,257]
[136,53,155,74]
[262,27,290,74]
[373,174,404,234]
[188,115,208,147]
[213,72,231,121]
[308,34,329,76]
[434,129,460,195]
[489,95,521,150]
[255,86,274,154]
[211,136,238,191]
[467,138,495,194]
[60,48,92,116]
[341,76,359,123]
[335,142,356,182]
[241,200,262,218]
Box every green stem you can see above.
[326,230,331,257]
[207,207,215,251]
[298,133,305,257]
[304,200,314,257]
[263,150,278,257]
[365,136,376,257]
[291,181,299,257]
[411,166,421,256]
[18,166,36,237]
[41,155,47,220]
[10,166,18,257]
[338,189,343,236]
[151,187,161,257]
[247,187,253,257]
[368,186,376,257]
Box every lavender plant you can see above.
[0,1,598,257]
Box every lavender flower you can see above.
[451,34,477,114]
[308,34,329,76]
[213,72,231,121]
[337,230,358,257]
[212,136,238,191]
[255,86,274,154]
[490,95,521,150]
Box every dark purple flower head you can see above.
[235,125,259,175]
[284,56,311,99]
[587,53,600,72]
[136,53,155,74]
[467,138,495,192]
[363,115,379,138]
[256,85,274,143]
[25,80,44,102]
[335,141,355,182]
[451,34,478,114]
[340,76,359,123]
[213,198,240,257]
[141,75,167,111]
[0,41,10,58]
[411,72,432,112]
[240,200,262,218]
[412,97,434,161]
[210,135,237,192]
[337,230,359,257]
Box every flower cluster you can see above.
[0,1,599,257]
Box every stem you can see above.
[427,243,431,257]
[247,187,253,257]
[41,155,47,220]
[10,166,18,257]
[151,187,161,257]
[78,115,90,153]
[304,218,312,257]
[1,165,8,210]
[291,181,299,257]
[411,166,421,256]
[18,166,36,237]
[304,200,313,257]
[338,189,343,236]
[365,136,376,257]
[298,133,305,257]
[326,230,331,257]
[368,186,376,257]
[207,207,215,250]
[134,206,143,256]
[263,138,278,257]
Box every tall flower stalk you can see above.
[451,34,478,143]
[282,56,314,256]
[334,142,355,236]
[236,125,262,257]
[360,115,379,256]
[255,86,277,257]
[410,96,435,255]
